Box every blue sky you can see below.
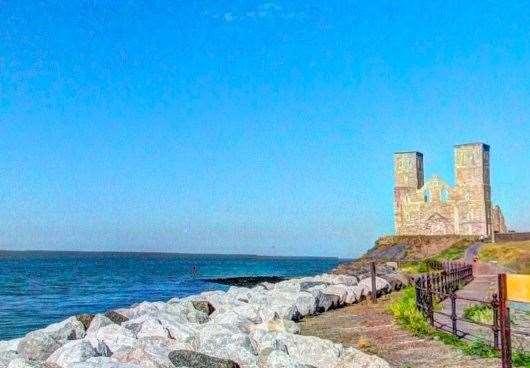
[1,1,529,257]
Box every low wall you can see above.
[494,232,530,242]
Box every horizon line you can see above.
[0,248,345,260]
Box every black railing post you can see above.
[498,273,512,368]
[450,291,457,336]
[370,261,377,304]
[492,293,500,350]
[426,274,434,326]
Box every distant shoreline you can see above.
[0,249,344,260]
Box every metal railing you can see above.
[413,264,528,368]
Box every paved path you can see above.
[299,295,500,368]
[436,242,529,351]
[464,242,483,264]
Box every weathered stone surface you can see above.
[85,314,114,336]
[68,357,141,367]
[104,311,129,326]
[357,277,390,297]
[367,244,406,261]
[168,350,240,368]
[17,332,62,361]
[270,332,343,368]
[257,349,310,368]
[85,324,137,353]
[6,357,57,368]
[76,315,95,331]
[315,293,340,313]
[112,345,173,368]
[0,340,21,354]
[46,340,97,367]
[394,144,507,236]
[0,351,18,368]
[333,347,391,368]
[196,323,257,364]
[191,301,215,316]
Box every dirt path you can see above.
[298,294,500,368]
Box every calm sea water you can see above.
[0,251,340,340]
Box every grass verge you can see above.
[479,241,530,274]
[433,238,476,261]
[388,287,530,367]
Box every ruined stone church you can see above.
[394,143,507,236]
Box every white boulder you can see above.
[46,340,97,367]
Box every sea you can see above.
[0,251,341,340]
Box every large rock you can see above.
[293,292,317,316]
[269,332,343,368]
[111,336,189,368]
[165,302,209,324]
[17,332,62,361]
[85,324,137,353]
[123,317,168,339]
[16,316,85,360]
[76,315,95,330]
[333,347,390,368]
[257,349,310,368]
[157,319,197,346]
[6,358,56,368]
[112,346,172,368]
[86,315,113,335]
[191,301,215,316]
[0,339,21,354]
[246,313,299,335]
[315,293,340,313]
[357,277,391,297]
[46,340,97,367]
[0,351,18,368]
[196,323,257,365]
[68,357,141,367]
[323,285,359,305]
[104,311,129,326]
[168,350,240,368]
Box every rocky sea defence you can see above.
[0,271,406,368]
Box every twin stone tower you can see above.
[394,143,507,237]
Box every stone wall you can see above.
[394,143,506,236]
[494,232,530,242]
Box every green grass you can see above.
[399,261,433,275]
[399,238,476,276]
[388,287,432,336]
[479,241,530,274]
[389,288,530,367]
[463,304,494,325]
[433,238,475,261]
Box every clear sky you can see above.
[1,1,529,257]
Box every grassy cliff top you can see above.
[369,235,479,261]
[478,241,530,274]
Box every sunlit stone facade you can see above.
[393,143,507,236]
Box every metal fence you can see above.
[413,264,529,368]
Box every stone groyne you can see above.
[0,271,406,368]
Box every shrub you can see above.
[388,287,432,336]
[463,304,494,325]
[389,288,530,367]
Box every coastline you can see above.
[0,253,341,341]
[0,266,403,368]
